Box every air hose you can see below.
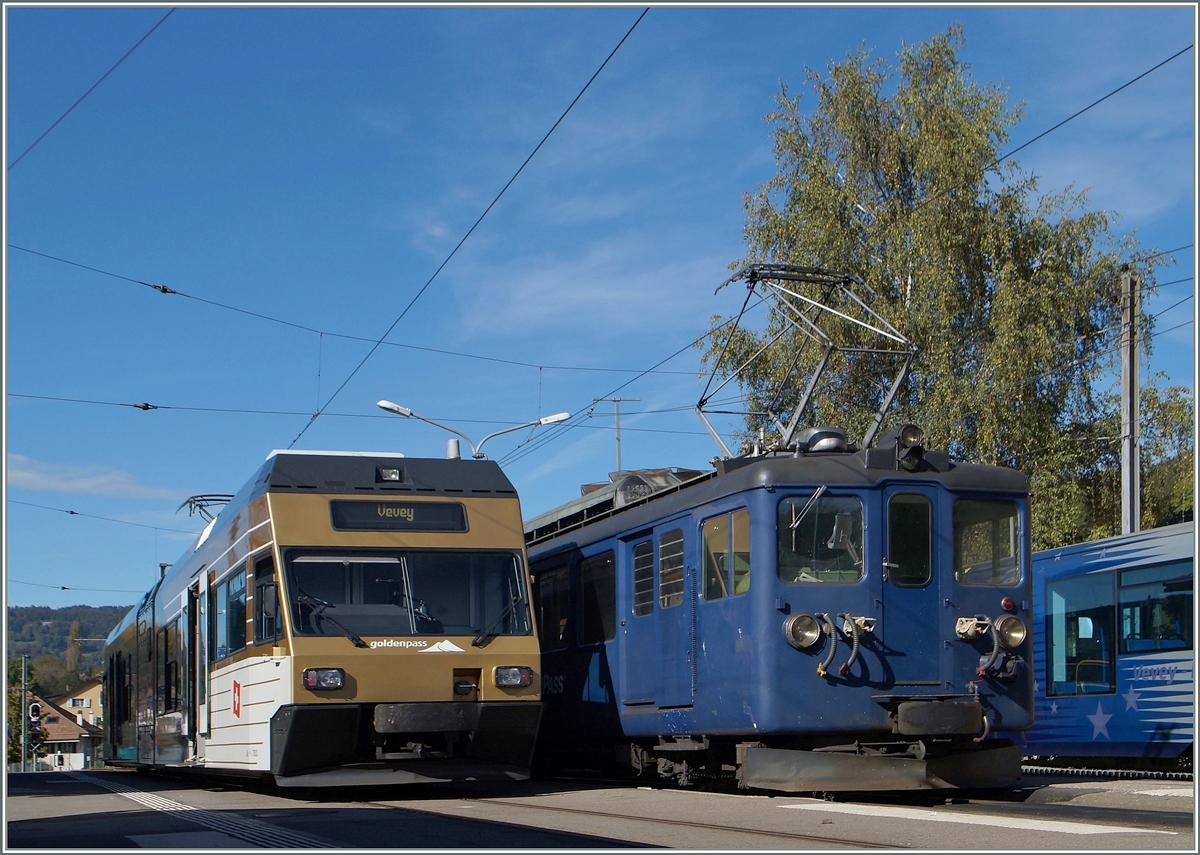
[838,614,861,676]
[816,613,838,677]
[978,620,1003,675]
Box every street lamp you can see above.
[376,400,569,460]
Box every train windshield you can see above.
[283,549,531,638]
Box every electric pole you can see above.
[1120,266,1141,534]
[593,397,640,473]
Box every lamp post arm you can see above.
[474,412,570,459]
[409,413,481,458]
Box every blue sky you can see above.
[4,4,1196,610]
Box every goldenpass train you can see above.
[101,450,542,787]
[1018,521,1193,765]
[524,425,1035,791]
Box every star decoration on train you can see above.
[1123,687,1140,712]
[1087,702,1112,739]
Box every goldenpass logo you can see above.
[368,639,429,649]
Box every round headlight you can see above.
[995,614,1027,650]
[899,424,924,448]
[784,613,822,650]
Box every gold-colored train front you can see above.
[102,451,542,788]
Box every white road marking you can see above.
[64,772,339,848]
[781,801,1175,835]
[1132,789,1194,798]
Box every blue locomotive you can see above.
[1017,521,1193,765]
[524,425,1035,791]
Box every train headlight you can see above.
[494,666,534,688]
[783,613,823,650]
[995,615,1027,650]
[302,667,345,690]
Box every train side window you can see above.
[632,541,655,617]
[580,551,616,644]
[535,563,571,650]
[1119,560,1193,653]
[1046,572,1116,696]
[703,508,751,600]
[778,494,864,583]
[953,500,1021,586]
[210,566,248,662]
[254,554,280,645]
[659,529,685,608]
[157,618,183,714]
[887,494,931,587]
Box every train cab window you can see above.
[631,541,655,617]
[285,549,529,640]
[254,554,280,645]
[659,529,685,608]
[1046,572,1116,696]
[887,494,931,587]
[535,562,571,650]
[953,500,1021,586]
[580,551,616,644]
[703,508,751,600]
[211,566,248,662]
[778,494,864,583]
[1119,560,1193,653]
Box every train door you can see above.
[880,486,941,685]
[136,598,155,763]
[655,520,695,708]
[192,576,209,758]
[619,534,657,705]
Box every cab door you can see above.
[880,486,942,685]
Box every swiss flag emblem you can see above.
[232,680,242,718]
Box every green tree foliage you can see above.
[704,25,1189,548]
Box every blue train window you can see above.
[659,529,685,608]
[953,500,1021,586]
[535,563,570,650]
[632,541,655,617]
[1119,560,1193,653]
[1046,572,1116,696]
[580,551,616,643]
[778,494,863,583]
[887,494,931,587]
[702,508,750,600]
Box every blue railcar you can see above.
[524,426,1035,791]
[1018,521,1194,762]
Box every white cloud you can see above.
[454,240,735,338]
[6,454,180,500]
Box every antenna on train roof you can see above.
[698,264,916,458]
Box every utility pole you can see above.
[593,397,640,473]
[1120,266,1141,534]
[21,654,28,773]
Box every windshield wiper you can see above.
[472,595,525,648]
[297,591,369,649]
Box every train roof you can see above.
[1032,520,1193,580]
[525,443,1030,548]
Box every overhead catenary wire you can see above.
[8,8,177,170]
[286,7,651,449]
[8,577,146,594]
[9,499,199,534]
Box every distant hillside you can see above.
[7,604,132,664]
